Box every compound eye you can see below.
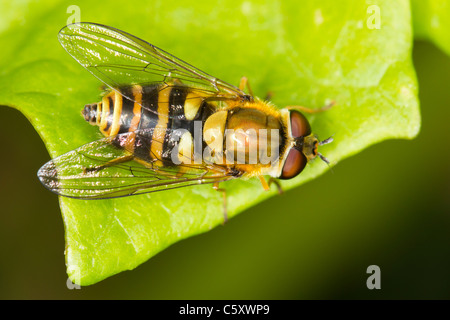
[280,148,307,180]
[290,110,311,138]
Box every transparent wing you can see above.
[58,22,249,105]
[37,129,236,199]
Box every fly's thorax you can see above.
[203,103,285,170]
[226,107,283,165]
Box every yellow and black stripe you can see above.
[83,84,216,167]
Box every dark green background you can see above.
[0,39,449,298]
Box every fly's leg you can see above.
[259,175,270,191]
[286,100,335,114]
[264,91,273,101]
[213,182,228,224]
[239,77,276,101]
[238,76,254,97]
[268,178,283,194]
[259,176,283,194]
[83,154,134,174]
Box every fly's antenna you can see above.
[318,153,334,175]
[318,135,334,172]
[318,153,330,165]
[319,136,334,146]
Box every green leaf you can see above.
[0,0,420,285]
[411,0,450,56]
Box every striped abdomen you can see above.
[82,84,215,166]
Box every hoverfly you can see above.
[38,22,333,221]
